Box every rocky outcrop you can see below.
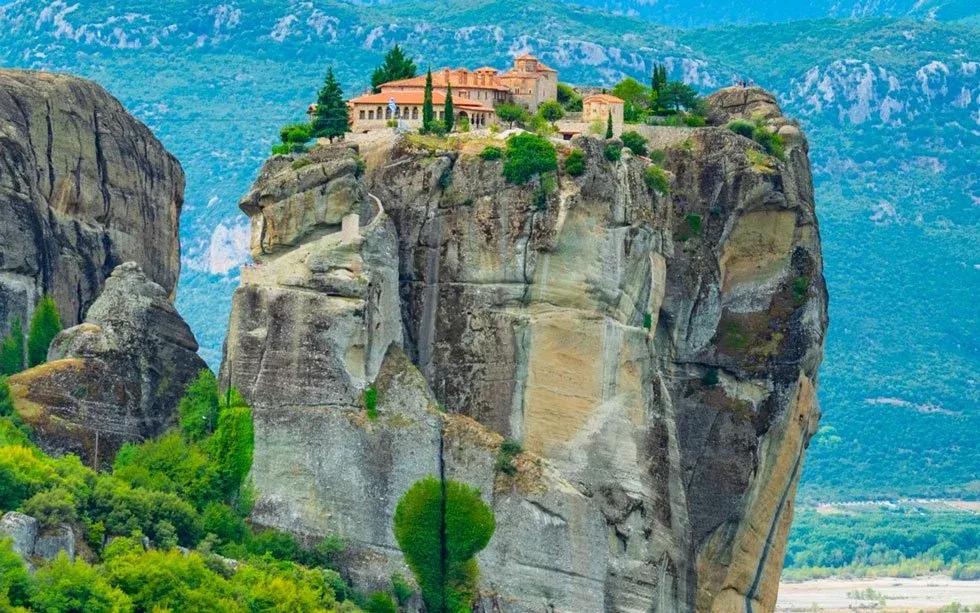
[0,511,75,564]
[222,86,826,613]
[8,263,207,466]
[0,69,184,338]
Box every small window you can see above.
[368,110,374,119]
[412,107,418,119]
[359,110,365,119]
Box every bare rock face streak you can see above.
[0,69,183,335]
[221,87,827,612]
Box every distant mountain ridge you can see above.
[0,0,977,501]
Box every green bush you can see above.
[178,370,221,441]
[245,528,302,561]
[89,476,202,545]
[391,572,413,605]
[604,143,622,162]
[702,368,720,387]
[393,477,495,612]
[494,102,528,127]
[479,146,502,161]
[0,318,24,376]
[495,439,522,476]
[0,445,57,509]
[792,276,810,305]
[365,591,397,613]
[208,403,254,499]
[684,114,706,127]
[537,100,565,123]
[752,125,786,160]
[271,142,291,156]
[643,312,653,330]
[564,148,586,176]
[32,553,132,613]
[27,295,61,367]
[22,487,77,528]
[113,431,218,508]
[648,149,666,164]
[279,123,312,145]
[644,165,670,195]
[201,502,247,544]
[0,538,33,608]
[620,130,648,156]
[502,133,557,184]
[0,378,14,419]
[727,119,755,138]
[363,386,378,420]
[675,213,703,242]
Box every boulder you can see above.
[33,525,75,562]
[0,512,38,559]
[0,69,184,339]
[9,263,208,466]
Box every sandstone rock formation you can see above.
[0,69,184,337]
[8,263,208,467]
[221,87,826,613]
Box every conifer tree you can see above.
[0,317,24,376]
[421,69,434,132]
[606,110,614,139]
[311,68,348,142]
[370,44,417,93]
[444,83,454,133]
[651,64,668,112]
[27,296,61,367]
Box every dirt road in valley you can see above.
[777,576,980,611]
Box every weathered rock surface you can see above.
[0,69,183,338]
[0,511,75,563]
[9,263,207,466]
[222,87,827,613]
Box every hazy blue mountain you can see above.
[0,0,976,501]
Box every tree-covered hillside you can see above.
[0,0,976,502]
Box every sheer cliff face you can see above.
[221,87,827,613]
[0,69,184,333]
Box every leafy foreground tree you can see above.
[311,68,348,142]
[370,44,417,93]
[537,100,564,125]
[494,102,527,128]
[0,317,24,376]
[393,477,495,613]
[27,296,61,367]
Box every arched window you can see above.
[368,110,374,119]
[412,107,418,119]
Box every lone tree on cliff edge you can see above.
[312,68,348,142]
[444,83,455,133]
[422,69,435,132]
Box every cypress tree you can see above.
[0,317,24,376]
[27,296,61,367]
[605,110,614,139]
[444,83,454,133]
[311,68,348,142]
[422,69,434,132]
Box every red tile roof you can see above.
[584,93,624,104]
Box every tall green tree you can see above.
[537,100,564,125]
[393,477,495,612]
[651,63,668,111]
[27,296,61,367]
[444,84,454,133]
[0,317,24,376]
[311,68,348,142]
[208,392,254,499]
[605,110,614,138]
[0,377,14,418]
[422,69,434,132]
[660,81,701,113]
[370,44,417,93]
[494,102,527,128]
[178,370,221,441]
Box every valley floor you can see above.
[777,575,980,612]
